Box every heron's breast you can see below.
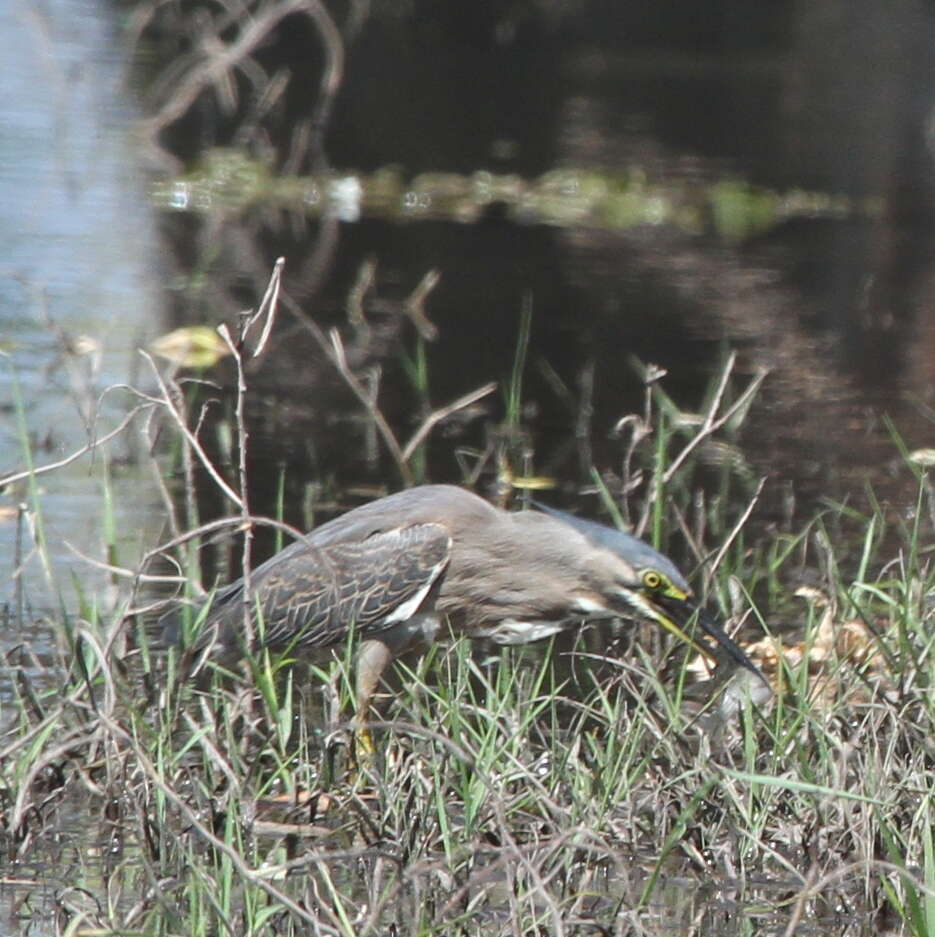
[467,618,568,645]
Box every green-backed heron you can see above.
[165,484,760,746]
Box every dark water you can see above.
[147,2,935,582]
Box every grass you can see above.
[1,342,934,937]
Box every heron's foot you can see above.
[354,723,376,762]
[345,723,379,789]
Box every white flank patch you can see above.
[383,551,450,625]
[572,595,610,614]
[474,619,566,645]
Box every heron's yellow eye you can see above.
[641,570,664,590]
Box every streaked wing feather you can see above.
[208,524,450,649]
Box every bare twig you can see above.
[404,268,440,341]
[303,0,344,170]
[0,405,150,490]
[345,257,376,339]
[140,403,184,542]
[328,328,413,485]
[62,542,188,584]
[238,256,284,359]
[141,0,317,138]
[706,476,767,583]
[217,322,255,650]
[400,382,497,463]
[140,351,243,510]
[661,357,768,486]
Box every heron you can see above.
[165,484,761,750]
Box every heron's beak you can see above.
[648,594,762,681]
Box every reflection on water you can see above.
[154,148,865,239]
[0,0,163,616]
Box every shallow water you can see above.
[0,0,165,620]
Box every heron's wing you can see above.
[208,523,451,649]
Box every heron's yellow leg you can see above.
[353,638,393,765]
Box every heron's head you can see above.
[535,502,760,678]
